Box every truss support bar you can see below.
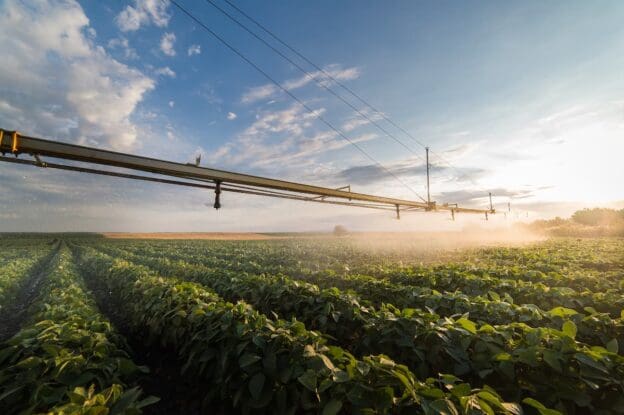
[0,129,494,215]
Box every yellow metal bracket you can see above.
[11,131,19,153]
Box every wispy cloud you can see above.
[194,83,222,105]
[241,84,277,105]
[107,37,138,59]
[155,66,176,78]
[433,188,536,205]
[341,109,385,132]
[208,104,376,170]
[116,0,170,32]
[334,157,487,187]
[226,112,237,120]
[241,64,360,104]
[187,44,201,56]
[160,32,176,56]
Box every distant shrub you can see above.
[524,208,624,237]
[571,208,624,226]
[333,225,348,236]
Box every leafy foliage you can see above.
[75,246,525,414]
[0,246,154,414]
[79,237,624,413]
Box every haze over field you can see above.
[0,0,622,231]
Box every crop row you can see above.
[0,245,155,413]
[90,244,624,413]
[379,269,624,317]
[105,241,624,317]
[0,242,56,313]
[74,245,528,415]
[349,240,624,293]
[97,244,624,353]
[102,238,623,292]
[302,270,624,350]
[466,240,624,272]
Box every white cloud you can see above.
[341,109,384,132]
[0,0,155,150]
[168,100,175,108]
[116,0,170,32]
[241,64,360,104]
[188,44,201,56]
[160,32,176,56]
[194,83,222,104]
[208,104,375,169]
[241,84,277,104]
[107,37,138,59]
[155,66,176,78]
[226,112,237,120]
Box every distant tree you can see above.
[333,225,348,236]
[571,208,623,226]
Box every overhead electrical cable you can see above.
[218,0,484,191]
[166,0,428,202]
[203,0,427,166]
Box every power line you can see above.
[166,0,427,202]
[219,0,484,190]
[203,0,426,166]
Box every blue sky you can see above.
[0,0,623,232]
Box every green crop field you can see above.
[0,236,622,414]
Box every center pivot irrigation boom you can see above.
[0,129,494,219]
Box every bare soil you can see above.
[102,232,288,240]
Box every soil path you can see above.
[0,244,59,342]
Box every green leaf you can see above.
[249,373,265,401]
[136,395,160,409]
[494,352,512,361]
[0,386,23,402]
[421,387,446,399]
[477,390,502,406]
[456,318,477,334]
[606,338,619,353]
[488,291,500,301]
[561,321,577,339]
[429,398,460,415]
[478,399,495,415]
[542,350,562,372]
[450,383,471,398]
[110,386,142,415]
[574,353,609,374]
[355,361,370,376]
[548,307,577,318]
[15,356,42,369]
[522,398,563,415]
[333,370,350,383]
[322,399,343,415]
[298,370,317,392]
[239,353,261,368]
